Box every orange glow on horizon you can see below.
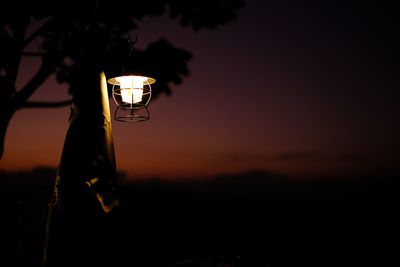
[1,3,399,181]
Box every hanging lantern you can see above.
[108,74,156,122]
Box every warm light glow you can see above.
[116,76,147,104]
[117,76,147,89]
[120,88,143,104]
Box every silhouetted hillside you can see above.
[0,168,398,266]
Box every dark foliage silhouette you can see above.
[1,2,244,266]
[0,0,244,160]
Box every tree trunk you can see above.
[43,71,120,267]
[0,107,15,161]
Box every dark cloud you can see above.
[223,152,270,162]
[223,151,316,162]
[333,153,369,163]
[274,152,314,161]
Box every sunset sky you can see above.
[1,0,399,180]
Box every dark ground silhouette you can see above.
[0,168,398,266]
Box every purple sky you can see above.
[1,1,399,180]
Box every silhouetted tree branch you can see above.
[22,100,72,109]
[16,59,62,106]
[8,20,29,88]
[23,17,55,48]
[0,0,244,161]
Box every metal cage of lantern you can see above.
[108,76,155,123]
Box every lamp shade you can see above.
[107,74,156,122]
[108,75,155,108]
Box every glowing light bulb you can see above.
[116,76,147,104]
[120,88,142,104]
